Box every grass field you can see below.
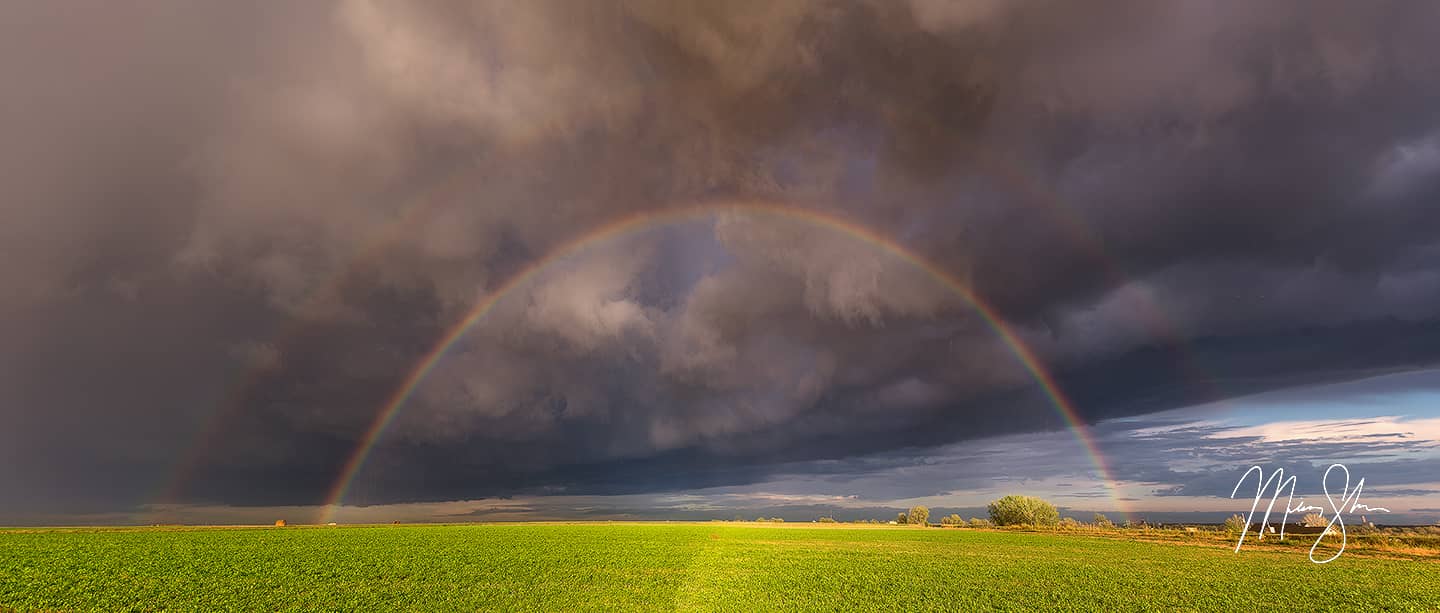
[3,523,1438,611]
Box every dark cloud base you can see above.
[183,318,1440,509]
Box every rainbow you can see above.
[317,202,1131,524]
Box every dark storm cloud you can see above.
[3,0,1440,517]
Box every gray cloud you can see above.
[3,0,1440,518]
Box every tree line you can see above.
[738,494,1109,527]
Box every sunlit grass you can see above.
[2,523,1437,611]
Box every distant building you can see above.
[274,519,287,527]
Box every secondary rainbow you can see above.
[318,202,1130,523]
[154,169,475,517]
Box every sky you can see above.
[2,0,1439,526]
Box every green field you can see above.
[2,523,1438,611]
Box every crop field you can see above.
[3,523,1438,611]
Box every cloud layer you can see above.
[3,0,1440,518]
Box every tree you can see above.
[896,512,908,524]
[968,517,991,528]
[818,516,838,523]
[1092,513,1113,529]
[986,495,1060,527]
[940,514,964,526]
[907,505,930,526]
[1223,514,1248,535]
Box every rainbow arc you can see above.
[316,202,1132,524]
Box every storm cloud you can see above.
[3,0,1440,519]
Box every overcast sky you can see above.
[3,1,1439,525]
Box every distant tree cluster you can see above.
[987,495,1060,527]
[756,500,1140,529]
[907,506,930,526]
